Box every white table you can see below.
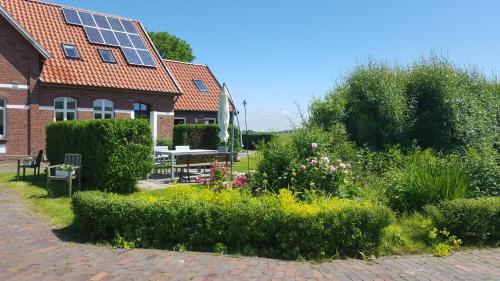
[155,148,218,179]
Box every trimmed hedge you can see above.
[426,197,500,244]
[46,119,153,193]
[173,124,240,151]
[72,187,394,259]
[242,132,275,150]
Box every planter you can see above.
[55,170,75,177]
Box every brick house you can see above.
[0,0,183,159]
[164,60,227,126]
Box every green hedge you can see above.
[242,132,275,150]
[46,119,153,193]
[173,124,240,151]
[426,197,500,244]
[72,187,393,259]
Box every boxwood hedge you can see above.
[72,186,394,259]
[46,119,153,193]
[173,124,240,151]
[426,197,500,244]
[242,132,275,150]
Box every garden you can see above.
[4,56,499,261]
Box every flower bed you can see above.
[72,186,394,259]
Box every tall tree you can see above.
[148,31,195,62]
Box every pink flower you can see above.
[300,165,306,171]
[339,163,347,169]
[310,159,318,166]
[311,143,318,150]
[329,166,337,173]
[346,163,352,169]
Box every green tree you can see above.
[148,31,195,62]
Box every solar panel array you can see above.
[62,8,156,67]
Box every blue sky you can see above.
[51,0,500,131]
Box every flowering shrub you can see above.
[196,162,249,190]
[293,143,359,198]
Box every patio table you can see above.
[155,149,218,179]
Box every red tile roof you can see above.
[165,60,226,112]
[0,0,181,94]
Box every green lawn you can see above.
[233,152,261,173]
[0,173,73,228]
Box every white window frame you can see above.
[174,117,186,125]
[0,98,5,139]
[54,97,77,121]
[93,99,114,119]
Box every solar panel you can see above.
[114,32,133,48]
[129,34,147,50]
[79,11,96,27]
[137,49,156,67]
[93,14,111,29]
[84,26,105,44]
[120,19,138,34]
[107,17,125,31]
[61,8,156,68]
[62,8,81,25]
[98,29,119,46]
[122,48,142,65]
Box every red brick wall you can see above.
[0,15,42,158]
[157,115,174,139]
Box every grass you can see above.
[0,173,73,228]
[233,151,261,173]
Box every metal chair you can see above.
[46,154,82,196]
[17,149,44,181]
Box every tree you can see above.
[148,31,195,62]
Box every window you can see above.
[54,97,77,121]
[174,117,186,125]
[193,79,207,92]
[133,102,150,120]
[93,99,114,119]
[0,98,5,139]
[62,44,80,59]
[204,118,216,124]
[98,49,116,63]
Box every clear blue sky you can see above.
[50,0,500,131]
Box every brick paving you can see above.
[0,187,499,281]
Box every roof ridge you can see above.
[164,59,208,67]
[26,0,137,21]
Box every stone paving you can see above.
[0,187,499,281]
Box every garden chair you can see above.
[153,154,170,175]
[45,154,82,196]
[177,154,213,183]
[17,149,44,181]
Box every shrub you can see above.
[72,187,394,259]
[242,132,275,150]
[156,137,173,148]
[462,148,499,196]
[426,197,500,244]
[46,119,153,193]
[173,124,240,151]
[386,149,468,212]
[407,57,497,151]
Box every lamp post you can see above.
[243,100,249,174]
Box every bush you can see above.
[426,197,500,244]
[46,119,153,193]
[173,124,241,151]
[72,187,394,259]
[462,148,499,196]
[242,132,275,150]
[386,149,468,212]
[156,137,172,148]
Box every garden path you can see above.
[0,187,499,281]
